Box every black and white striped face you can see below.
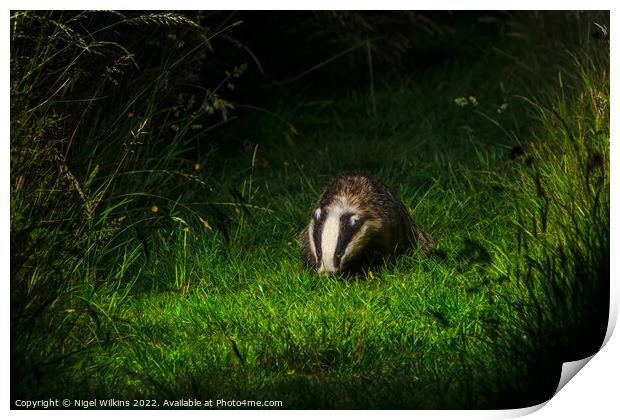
[307,198,373,275]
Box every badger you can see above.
[300,172,433,275]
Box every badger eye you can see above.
[349,214,360,226]
[314,208,322,220]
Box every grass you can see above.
[11,12,609,409]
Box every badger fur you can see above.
[300,172,433,275]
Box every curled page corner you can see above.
[552,302,618,395]
[554,355,595,396]
[500,356,597,418]
[551,297,618,398]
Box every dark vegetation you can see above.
[10,11,609,409]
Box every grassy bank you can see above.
[11,12,609,409]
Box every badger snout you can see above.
[317,262,341,275]
[316,254,341,275]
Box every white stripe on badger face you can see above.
[317,198,353,274]
[319,212,340,273]
[307,218,317,266]
[341,222,375,266]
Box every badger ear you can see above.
[314,208,322,220]
[349,214,360,226]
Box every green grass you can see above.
[11,12,609,409]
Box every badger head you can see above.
[306,197,382,275]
